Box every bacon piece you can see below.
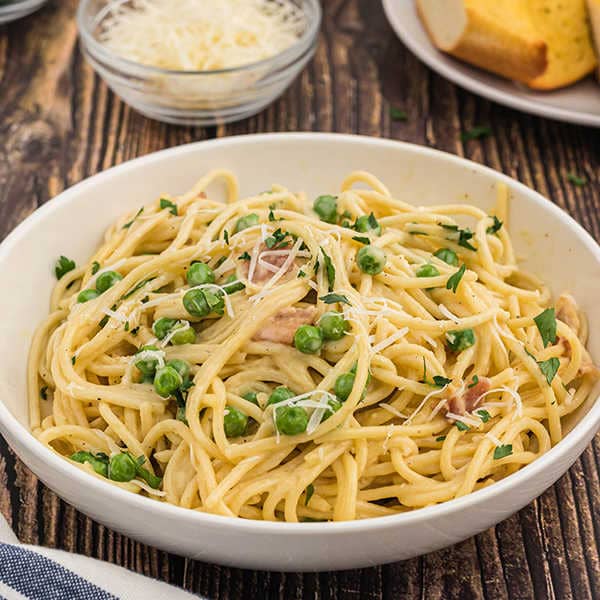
[556,293,581,336]
[253,307,317,345]
[447,377,491,415]
[242,244,297,284]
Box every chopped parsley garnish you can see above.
[534,308,557,348]
[432,375,452,387]
[91,261,101,275]
[455,421,469,431]
[538,357,560,385]
[524,347,560,385]
[390,107,408,121]
[71,356,77,365]
[436,435,446,442]
[239,252,251,261]
[440,223,477,251]
[493,444,513,459]
[446,264,466,293]
[159,198,178,216]
[269,209,277,222]
[461,126,492,142]
[567,173,587,187]
[265,228,290,249]
[352,236,371,245]
[305,483,315,506]
[468,375,479,388]
[446,329,475,352]
[130,326,140,336]
[419,358,451,387]
[123,207,144,229]
[124,321,130,332]
[40,386,48,400]
[476,409,491,423]
[223,230,229,245]
[297,270,306,278]
[55,256,76,280]
[321,248,335,292]
[368,213,379,231]
[214,256,228,268]
[121,277,156,300]
[319,293,351,306]
[486,216,503,235]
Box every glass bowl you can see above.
[0,0,48,24]
[76,0,322,126]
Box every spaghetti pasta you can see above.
[28,170,599,522]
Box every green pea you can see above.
[166,359,191,381]
[313,195,338,224]
[134,345,161,377]
[96,271,123,293]
[356,246,386,275]
[152,317,177,340]
[187,262,215,287]
[354,214,382,235]
[203,289,225,315]
[234,213,260,233]
[416,264,440,278]
[154,365,183,398]
[334,373,356,402]
[294,325,324,354]
[446,329,476,352]
[70,451,108,478]
[183,289,210,317]
[224,274,245,294]
[267,386,295,406]
[223,407,249,437]
[77,289,100,303]
[321,398,343,422]
[108,452,137,482]
[434,248,459,266]
[170,324,196,345]
[319,311,349,340]
[243,391,259,406]
[276,406,309,435]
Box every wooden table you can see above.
[1,1,599,598]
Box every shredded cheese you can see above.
[438,303,461,324]
[371,327,409,354]
[100,0,306,72]
[485,432,503,447]
[102,307,129,323]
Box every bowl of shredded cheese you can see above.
[77,0,321,126]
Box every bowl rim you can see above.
[76,0,322,77]
[0,0,47,16]
[1,132,599,535]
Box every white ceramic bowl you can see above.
[0,0,48,24]
[1,134,599,571]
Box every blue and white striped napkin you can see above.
[0,515,197,599]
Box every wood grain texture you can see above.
[0,1,599,598]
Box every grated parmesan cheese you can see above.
[371,327,409,354]
[100,0,306,72]
[438,303,461,324]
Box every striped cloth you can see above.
[0,515,198,600]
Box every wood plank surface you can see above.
[0,1,599,598]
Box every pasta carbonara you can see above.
[28,170,599,522]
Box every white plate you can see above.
[382,0,600,128]
[1,133,599,571]
[0,0,48,24]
